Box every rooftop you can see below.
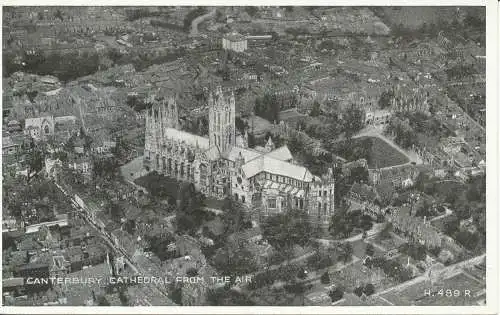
[242,155,313,182]
[224,31,246,42]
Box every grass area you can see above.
[365,137,409,168]
[330,136,409,168]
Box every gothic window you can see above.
[318,202,322,212]
[180,162,185,177]
[44,125,50,134]
[200,163,208,183]
[324,203,327,214]
[167,158,172,173]
[268,198,277,209]
[241,196,245,203]
[234,193,238,201]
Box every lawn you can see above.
[330,136,409,169]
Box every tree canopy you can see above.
[261,208,312,250]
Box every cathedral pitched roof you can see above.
[225,146,262,163]
[241,155,313,182]
[265,146,293,161]
[163,128,210,150]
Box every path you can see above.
[190,8,216,37]
[429,206,453,222]
[330,125,421,165]
[315,223,385,245]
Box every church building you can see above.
[143,87,335,227]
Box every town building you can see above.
[24,116,55,141]
[222,32,247,53]
[143,87,335,227]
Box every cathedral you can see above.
[143,87,335,227]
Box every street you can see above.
[54,181,175,305]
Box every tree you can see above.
[262,208,312,250]
[221,198,251,236]
[54,9,64,21]
[343,106,365,138]
[118,289,129,306]
[207,287,254,306]
[309,101,322,117]
[364,283,375,296]
[329,209,354,239]
[244,6,258,17]
[107,203,124,223]
[379,222,393,239]
[349,166,369,184]
[97,295,110,306]
[93,156,119,180]
[170,283,183,305]
[378,90,394,109]
[297,267,307,279]
[212,243,258,280]
[27,147,44,184]
[339,242,353,263]
[186,267,198,277]
[320,271,331,284]
[146,233,176,261]
[365,243,375,257]
[254,93,280,123]
[123,219,136,235]
[353,286,364,297]
[329,287,344,302]
[175,183,207,235]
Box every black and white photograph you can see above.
[0,2,497,313]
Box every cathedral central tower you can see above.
[208,87,236,154]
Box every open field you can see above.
[330,136,409,168]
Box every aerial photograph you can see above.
[1,6,487,307]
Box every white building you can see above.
[222,32,247,53]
